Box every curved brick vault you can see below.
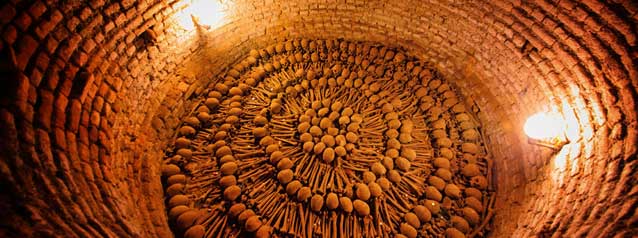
[0,0,636,237]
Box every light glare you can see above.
[176,10,195,31]
[524,113,565,140]
[176,0,226,31]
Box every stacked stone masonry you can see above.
[0,0,636,237]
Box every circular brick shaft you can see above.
[0,0,635,237]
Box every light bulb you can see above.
[524,112,564,140]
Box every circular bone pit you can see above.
[162,39,492,238]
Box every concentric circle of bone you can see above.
[161,39,494,238]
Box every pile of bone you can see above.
[160,39,492,238]
[298,99,361,163]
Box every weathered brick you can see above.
[34,9,63,39]
[53,127,67,150]
[103,2,121,16]
[43,35,59,54]
[77,125,89,147]
[33,51,50,71]
[103,21,116,34]
[81,38,96,53]
[54,90,68,117]
[57,35,80,61]
[0,109,18,155]
[88,125,99,143]
[71,51,88,66]
[89,0,106,9]
[15,34,38,70]
[82,14,103,36]
[29,67,43,87]
[77,7,91,21]
[67,99,82,131]
[13,12,31,31]
[36,129,56,171]
[89,111,100,127]
[143,3,163,20]
[0,4,16,24]
[65,16,80,32]
[57,71,74,97]
[114,13,126,27]
[28,2,47,20]
[2,24,17,44]
[120,0,137,9]
[36,89,54,130]
[14,72,30,102]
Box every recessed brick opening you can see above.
[0,1,636,237]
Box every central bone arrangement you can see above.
[162,39,494,238]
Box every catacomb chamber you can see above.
[0,0,636,238]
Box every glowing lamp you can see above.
[177,0,226,31]
[524,112,568,150]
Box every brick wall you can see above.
[0,0,635,237]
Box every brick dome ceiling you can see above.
[0,0,636,237]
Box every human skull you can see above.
[470,175,487,190]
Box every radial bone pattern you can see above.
[161,39,494,238]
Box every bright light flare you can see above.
[524,112,565,140]
[176,0,226,31]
